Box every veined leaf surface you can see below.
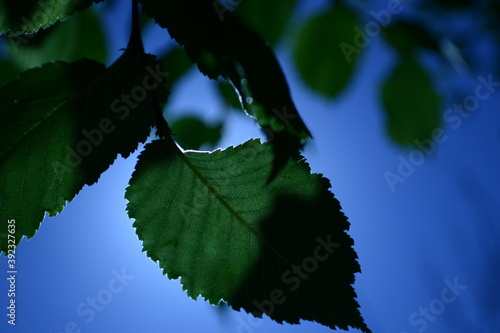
[126,138,370,333]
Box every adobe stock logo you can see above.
[340,0,407,64]
[400,278,467,333]
[50,267,135,333]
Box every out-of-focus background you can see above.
[1,0,499,332]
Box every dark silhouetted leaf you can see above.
[0,50,167,252]
[293,3,362,98]
[126,138,371,333]
[381,55,441,145]
[170,115,223,150]
[7,8,107,70]
[140,0,311,178]
[0,0,102,35]
[0,60,20,86]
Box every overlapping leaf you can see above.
[0,0,102,35]
[139,0,311,177]
[0,51,167,252]
[170,115,223,150]
[7,8,107,70]
[126,138,370,333]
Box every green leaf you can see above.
[235,0,297,46]
[7,8,107,70]
[140,0,311,177]
[126,138,371,333]
[0,0,101,35]
[170,115,223,150]
[381,55,441,145]
[158,46,193,91]
[293,3,362,98]
[0,51,167,253]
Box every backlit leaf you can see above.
[126,138,371,333]
[0,51,167,252]
[0,0,101,35]
[7,8,107,70]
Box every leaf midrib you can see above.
[169,138,319,281]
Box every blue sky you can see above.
[1,1,499,332]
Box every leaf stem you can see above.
[128,0,171,138]
[127,0,144,56]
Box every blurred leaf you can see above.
[158,46,193,91]
[383,21,472,72]
[0,0,101,35]
[170,115,223,150]
[126,138,371,333]
[293,3,362,98]
[0,60,20,86]
[381,55,441,145]
[140,0,311,179]
[0,51,167,253]
[382,20,440,54]
[7,8,107,70]
[236,0,297,46]
[215,80,242,110]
